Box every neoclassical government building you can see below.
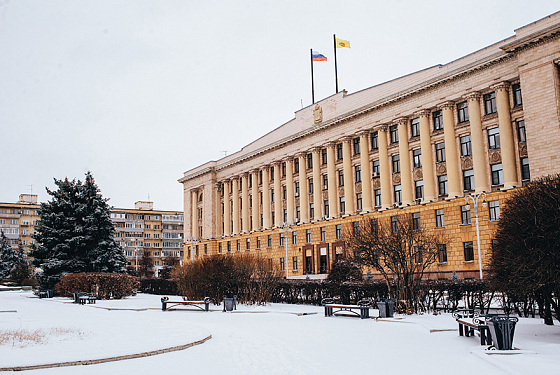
[179,12,560,279]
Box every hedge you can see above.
[55,272,140,299]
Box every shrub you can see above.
[55,272,140,299]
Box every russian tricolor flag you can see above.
[312,51,327,61]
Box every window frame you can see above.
[435,209,445,228]
[410,118,420,138]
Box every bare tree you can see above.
[345,215,444,312]
[159,254,180,279]
[137,249,154,279]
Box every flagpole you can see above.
[310,49,315,104]
[333,34,338,93]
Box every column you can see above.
[223,180,231,236]
[493,82,518,189]
[342,137,355,214]
[232,177,240,235]
[312,147,323,219]
[251,170,259,231]
[326,142,339,218]
[378,126,392,209]
[191,189,197,237]
[418,110,436,201]
[465,92,489,193]
[440,101,461,197]
[285,158,295,223]
[396,118,413,205]
[359,131,373,211]
[241,173,249,233]
[262,167,271,229]
[273,162,282,226]
[215,184,222,238]
[297,153,309,223]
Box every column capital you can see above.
[491,81,510,92]
[221,178,230,184]
[295,152,307,159]
[377,124,389,132]
[261,164,271,171]
[393,117,408,125]
[340,136,353,143]
[271,160,282,167]
[249,168,259,175]
[463,91,482,102]
[437,101,455,111]
[357,130,370,137]
[324,141,337,149]
[414,109,431,118]
[282,155,294,162]
[310,146,323,153]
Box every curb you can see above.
[0,334,212,372]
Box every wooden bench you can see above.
[78,295,97,305]
[161,296,211,312]
[322,298,372,319]
[453,309,492,345]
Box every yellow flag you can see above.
[335,37,351,48]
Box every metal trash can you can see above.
[486,315,519,350]
[377,299,394,318]
[223,295,237,312]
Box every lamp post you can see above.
[278,221,293,279]
[464,192,487,280]
[185,236,200,263]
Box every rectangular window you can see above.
[464,241,474,262]
[488,127,500,149]
[391,216,399,233]
[280,257,285,271]
[283,209,287,222]
[491,163,503,185]
[415,180,424,200]
[460,135,472,156]
[412,212,421,230]
[436,142,446,163]
[324,200,329,217]
[489,200,500,221]
[308,177,313,193]
[371,131,379,150]
[353,221,360,236]
[457,102,469,123]
[411,118,420,137]
[306,229,311,243]
[246,238,250,250]
[413,149,422,168]
[323,174,328,190]
[438,244,447,263]
[320,227,326,242]
[295,182,300,197]
[374,189,381,207]
[336,143,343,160]
[394,185,402,204]
[219,242,222,254]
[463,169,474,191]
[309,203,314,219]
[283,185,287,200]
[294,159,299,173]
[435,209,444,228]
[355,165,362,182]
[339,196,345,213]
[271,189,274,203]
[392,154,400,173]
[512,83,522,107]
[322,149,327,164]
[293,256,298,271]
[296,206,300,222]
[282,162,286,177]
[256,236,261,249]
[338,170,344,186]
[356,193,363,210]
[484,92,497,114]
[307,153,313,169]
[270,167,274,180]
[461,205,471,225]
[433,110,444,130]
[236,240,240,252]
[517,120,526,143]
[268,235,272,248]
[390,125,399,143]
[336,224,342,240]
[292,231,297,245]
[227,241,231,253]
[414,246,422,264]
[372,160,380,176]
[279,233,285,246]
[353,137,361,155]
[521,157,530,180]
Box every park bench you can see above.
[161,296,211,312]
[73,291,97,305]
[322,298,372,319]
[452,309,492,345]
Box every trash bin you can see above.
[377,299,394,318]
[486,315,519,350]
[223,295,237,312]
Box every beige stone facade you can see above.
[179,12,560,279]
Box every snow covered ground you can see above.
[1,289,559,374]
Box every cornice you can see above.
[500,22,560,53]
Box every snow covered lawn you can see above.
[1,290,559,374]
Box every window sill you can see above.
[435,226,445,229]
[460,223,472,226]
[438,261,448,265]
[464,260,475,263]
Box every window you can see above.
[283,185,287,200]
[353,137,361,155]
[271,189,274,203]
[324,200,329,217]
[246,238,250,250]
[279,233,285,246]
[323,174,328,190]
[282,162,286,177]
[296,206,300,222]
[309,203,314,219]
[491,163,503,185]
[412,212,421,230]
[355,165,361,182]
[411,118,420,137]
[374,189,381,207]
[513,83,522,107]
[415,180,424,200]
[488,127,500,149]
[371,132,379,150]
[371,219,379,236]
[391,216,399,233]
[489,200,500,221]
[294,159,299,173]
[308,178,313,193]
[436,142,445,163]
[268,235,272,248]
[283,209,287,222]
[336,143,343,160]
[295,182,299,197]
[339,196,345,213]
[392,154,400,173]
[353,221,360,236]
[336,224,342,239]
[195,245,199,256]
[433,110,444,130]
[457,102,469,123]
[306,229,311,243]
[218,243,222,254]
[438,244,447,263]
[270,166,274,180]
[227,241,231,253]
[338,170,344,186]
[517,120,526,143]
[249,175,252,188]
[236,240,240,252]
[292,231,297,245]
[521,157,530,180]
[293,256,298,271]
[484,92,497,114]
[259,171,263,185]
[413,149,422,168]
[356,193,363,210]
[320,227,326,242]
[414,246,422,264]
[463,169,474,191]
[464,242,474,262]
[460,135,472,156]
[435,209,444,228]
[280,257,285,271]
[461,205,471,225]
[394,185,402,204]
[307,153,313,169]
[372,160,380,176]
[322,149,327,164]
[390,125,399,143]
[257,237,261,249]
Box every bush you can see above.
[55,272,140,299]
[140,278,177,295]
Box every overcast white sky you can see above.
[1,1,558,211]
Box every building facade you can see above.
[0,194,40,252]
[179,12,560,279]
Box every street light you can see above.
[278,221,293,279]
[185,235,200,263]
[464,192,487,280]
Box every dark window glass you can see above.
[323,174,328,189]
[484,92,497,114]
[394,185,402,204]
[521,157,530,180]
[513,83,522,107]
[336,143,343,160]
[372,160,380,176]
[268,235,272,248]
[457,102,469,123]
[308,178,313,193]
[356,193,363,210]
[336,224,342,239]
[491,163,503,185]
[390,125,399,143]
[461,205,471,225]
[413,149,422,168]
[434,110,444,129]
[320,227,326,242]
[355,165,362,182]
[517,120,526,143]
[307,153,313,169]
[371,132,379,150]
[374,190,381,207]
[338,170,344,186]
[438,244,447,263]
[488,127,500,149]
[463,169,474,191]
[412,212,421,230]
[324,200,329,217]
[353,221,360,236]
[415,180,423,200]
[436,142,446,162]
[294,159,299,173]
[339,196,345,213]
[306,229,311,243]
[353,137,361,155]
[489,200,500,221]
[411,118,420,137]
[460,135,472,156]
[322,149,327,164]
[435,209,444,228]
[391,216,399,233]
[438,175,448,196]
[464,242,474,261]
[392,154,400,173]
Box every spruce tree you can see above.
[0,233,23,280]
[30,172,127,289]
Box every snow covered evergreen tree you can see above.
[0,233,23,280]
[30,172,127,289]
